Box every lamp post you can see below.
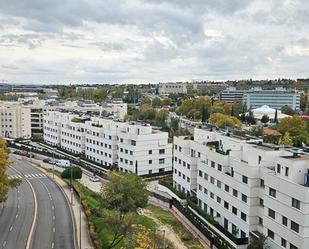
[157,226,166,249]
[70,164,73,205]
[79,193,82,249]
[52,148,56,179]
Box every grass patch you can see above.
[147,205,204,249]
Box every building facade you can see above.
[0,103,31,139]
[158,82,187,95]
[173,127,309,249]
[243,88,300,110]
[44,111,172,176]
[220,87,245,103]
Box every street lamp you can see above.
[157,226,166,249]
[70,164,73,205]
[52,148,56,179]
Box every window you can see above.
[224,201,229,209]
[179,146,182,152]
[241,212,247,221]
[211,161,215,168]
[282,216,287,226]
[277,164,281,173]
[269,188,276,198]
[199,170,202,177]
[242,194,247,203]
[292,198,300,209]
[233,189,238,197]
[198,184,202,191]
[290,244,298,249]
[242,175,248,184]
[232,206,237,215]
[225,184,229,192]
[259,198,264,207]
[291,221,299,233]
[210,177,214,184]
[268,208,275,219]
[260,179,265,188]
[217,180,221,188]
[148,150,152,154]
[217,196,221,203]
[218,164,222,171]
[159,149,165,154]
[210,192,214,199]
[187,177,190,183]
[149,160,152,164]
[285,167,289,176]
[268,229,274,240]
[131,140,136,146]
[259,217,263,225]
[204,173,208,180]
[159,158,165,164]
[281,238,286,248]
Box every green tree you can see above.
[249,125,263,137]
[274,109,278,124]
[101,172,148,214]
[152,97,162,107]
[279,132,293,146]
[61,167,82,179]
[101,172,149,248]
[261,114,270,124]
[201,104,209,123]
[247,235,270,249]
[246,111,256,125]
[281,105,296,116]
[277,116,308,137]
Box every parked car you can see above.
[13,150,28,156]
[43,158,58,165]
[90,175,100,182]
[56,159,71,168]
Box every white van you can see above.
[56,159,71,168]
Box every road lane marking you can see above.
[53,215,55,220]
[3,241,6,247]
[51,242,54,248]
[15,214,18,219]
[53,227,55,233]
[9,226,13,232]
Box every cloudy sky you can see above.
[0,0,308,84]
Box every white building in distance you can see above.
[43,111,172,176]
[0,102,31,139]
[158,82,187,95]
[173,127,309,249]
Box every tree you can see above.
[0,140,21,203]
[231,105,234,116]
[249,125,263,137]
[261,115,270,124]
[152,97,162,107]
[277,116,308,137]
[281,105,296,116]
[274,109,278,124]
[101,172,149,248]
[201,104,209,123]
[209,113,242,128]
[101,172,148,214]
[247,235,270,249]
[246,111,256,125]
[279,132,293,146]
[61,166,82,179]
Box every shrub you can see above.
[61,166,82,179]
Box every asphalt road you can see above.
[0,155,75,249]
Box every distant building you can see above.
[220,87,245,103]
[0,102,31,139]
[193,82,228,92]
[243,87,300,110]
[158,82,187,95]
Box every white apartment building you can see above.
[158,82,187,95]
[173,127,309,249]
[43,111,172,176]
[0,102,31,139]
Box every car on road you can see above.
[43,158,58,165]
[90,175,100,182]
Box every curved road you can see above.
[0,155,75,249]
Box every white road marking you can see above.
[51,242,54,248]
[15,214,18,219]
[3,241,6,247]
[9,226,13,231]
[53,227,55,233]
[52,205,54,209]
[53,215,55,220]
